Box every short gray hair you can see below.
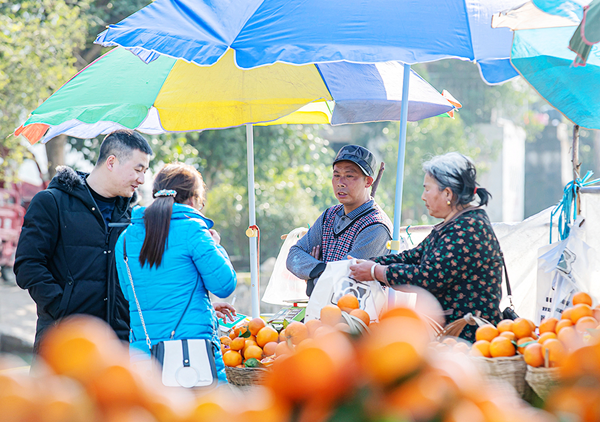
[422,152,490,206]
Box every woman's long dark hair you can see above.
[139,163,206,268]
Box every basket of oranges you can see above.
[522,292,599,398]
[470,319,534,397]
[221,318,280,387]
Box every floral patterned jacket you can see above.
[373,208,502,340]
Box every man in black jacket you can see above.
[14,129,153,350]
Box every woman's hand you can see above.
[349,260,377,282]
[213,301,236,323]
[209,229,221,245]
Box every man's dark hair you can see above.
[96,129,153,165]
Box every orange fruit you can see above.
[542,339,567,367]
[380,306,423,321]
[496,320,514,333]
[556,319,574,333]
[576,316,598,333]
[320,305,342,326]
[570,304,594,324]
[572,292,593,306]
[256,327,279,348]
[593,307,600,322]
[88,363,144,408]
[274,341,293,357]
[475,325,499,342]
[350,309,370,327]
[285,321,309,345]
[539,317,559,334]
[230,337,245,351]
[243,339,258,353]
[219,336,232,346]
[500,331,516,341]
[313,325,336,339]
[337,294,359,311]
[304,319,323,337]
[334,322,351,333]
[511,318,533,339]
[557,326,582,351]
[359,316,429,385]
[263,342,278,357]
[537,332,557,344]
[278,328,286,342]
[38,316,121,385]
[470,340,491,357]
[561,308,573,320]
[223,350,242,367]
[441,337,458,347]
[233,324,249,337]
[248,318,266,336]
[489,336,516,357]
[295,338,317,352]
[453,342,470,354]
[523,343,544,367]
[265,330,355,403]
[517,337,535,354]
[244,345,263,360]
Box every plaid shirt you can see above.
[287,199,392,281]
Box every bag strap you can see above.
[499,251,515,309]
[122,235,199,350]
[123,235,152,351]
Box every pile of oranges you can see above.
[220,294,372,369]
[470,292,600,369]
[1,306,574,422]
[471,317,538,359]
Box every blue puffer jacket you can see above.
[115,203,237,383]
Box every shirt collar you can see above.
[337,198,375,219]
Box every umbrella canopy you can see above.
[493,0,600,65]
[95,0,524,85]
[493,0,600,129]
[511,26,600,129]
[15,47,456,145]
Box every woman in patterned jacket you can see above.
[350,152,502,340]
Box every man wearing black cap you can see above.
[287,145,392,296]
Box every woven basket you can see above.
[225,366,268,387]
[472,355,527,397]
[525,366,560,399]
[438,312,491,339]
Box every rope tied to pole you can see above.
[550,170,600,243]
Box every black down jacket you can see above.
[14,166,134,349]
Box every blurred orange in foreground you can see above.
[359,315,430,385]
[38,316,124,385]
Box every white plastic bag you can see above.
[536,216,595,323]
[305,259,388,323]
[262,227,309,305]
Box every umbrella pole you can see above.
[573,125,581,215]
[246,124,260,318]
[389,63,411,308]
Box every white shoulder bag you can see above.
[123,236,218,389]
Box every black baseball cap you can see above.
[333,145,376,177]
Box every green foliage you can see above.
[0,0,89,178]
[141,125,335,269]
[377,115,495,225]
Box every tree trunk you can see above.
[45,135,67,179]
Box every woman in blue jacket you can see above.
[115,162,237,383]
